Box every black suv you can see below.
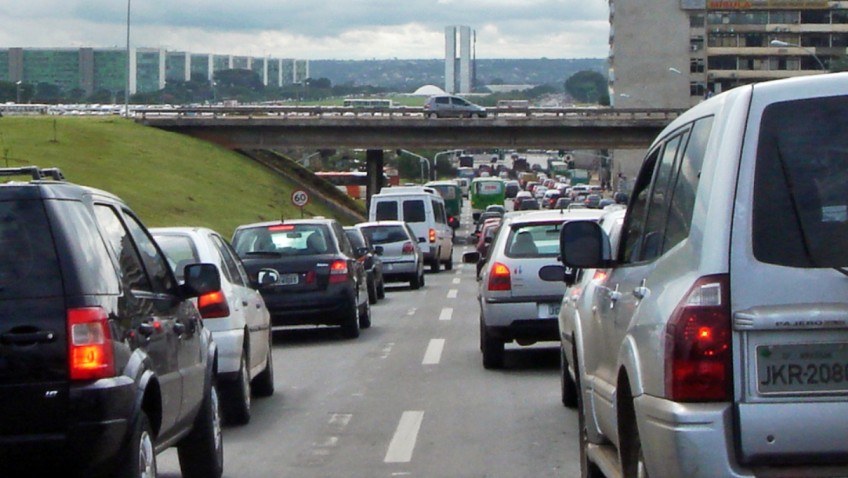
[0,167,224,477]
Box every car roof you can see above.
[356,220,409,228]
[504,208,606,227]
[233,218,335,231]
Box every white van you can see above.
[369,186,454,272]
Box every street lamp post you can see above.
[433,149,462,180]
[125,0,131,118]
[15,81,22,104]
[770,39,826,71]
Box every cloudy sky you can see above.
[0,1,610,60]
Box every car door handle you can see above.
[608,284,622,303]
[633,279,649,300]
[173,321,186,336]
[1,330,56,345]
[138,321,157,337]
[242,300,249,307]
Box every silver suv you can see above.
[556,73,848,477]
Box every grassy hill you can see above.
[0,116,343,237]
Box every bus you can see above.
[425,180,463,228]
[315,171,391,200]
[342,99,393,109]
[469,177,506,221]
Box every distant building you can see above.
[0,47,309,97]
[444,25,473,94]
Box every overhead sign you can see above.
[291,190,309,208]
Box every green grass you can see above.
[0,116,341,237]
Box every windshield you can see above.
[753,94,848,268]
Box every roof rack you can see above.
[0,166,65,181]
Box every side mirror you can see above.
[418,237,426,244]
[374,245,384,255]
[559,221,611,269]
[256,268,280,287]
[463,251,481,264]
[182,263,221,297]
[484,236,493,244]
[355,246,369,258]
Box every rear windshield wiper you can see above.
[244,251,283,257]
[833,267,848,278]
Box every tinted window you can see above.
[403,200,426,223]
[640,132,686,261]
[123,213,176,294]
[95,204,153,292]
[753,95,848,267]
[621,148,661,263]
[664,116,713,253]
[375,201,398,221]
[234,223,336,256]
[0,199,63,299]
[212,234,249,287]
[362,225,409,244]
[432,200,446,224]
[345,229,366,249]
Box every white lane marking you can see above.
[384,411,425,463]
[422,339,445,365]
[447,289,458,299]
[438,308,453,321]
[452,277,461,284]
[328,413,353,429]
[407,308,416,316]
[381,342,395,359]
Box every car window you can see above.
[436,97,449,105]
[235,224,336,256]
[0,199,64,299]
[94,204,155,293]
[211,233,246,287]
[640,131,687,262]
[753,95,848,267]
[403,199,426,223]
[375,201,398,221]
[345,229,366,249]
[620,147,661,263]
[123,212,177,294]
[432,200,446,224]
[155,233,200,281]
[504,222,563,258]
[362,225,409,244]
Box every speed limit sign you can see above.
[291,190,309,207]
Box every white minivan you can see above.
[369,186,454,272]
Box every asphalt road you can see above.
[157,201,581,478]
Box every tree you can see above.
[565,70,609,105]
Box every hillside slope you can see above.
[0,116,346,236]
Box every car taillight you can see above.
[198,290,230,319]
[429,228,436,243]
[665,274,732,402]
[329,260,349,284]
[402,242,415,255]
[68,307,115,381]
[487,262,511,291]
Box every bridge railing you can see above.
[134,105,684,121]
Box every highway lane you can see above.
[157,203,581,478]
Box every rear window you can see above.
[234,224,336,256]
[753,95,848,267]
[403,200,426,223]
[0,199,63,299]
[361,225,409,245]
[155,234,200,281]
[375,201,398,221]
[504,222,563,258]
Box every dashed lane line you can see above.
[438,308,453,321]
[447,289,458,299]
[384,411,425,463]
[422,338,445,365]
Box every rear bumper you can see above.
[484,319,559,342]
[262,284,356,326]
[381,259,418,281]
[0,376,137,477]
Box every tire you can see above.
[575,354,604,478]
[377,278,386,299]
[560,345,578,408]
[621,391,650,478]
[341,299,360,338]
[430,253,440,273]
[220,353,251,426]
[367,274,378,304]
[480,318,504,369]
[444,251,453,271]
[177,383,224,478]
[251,331,274,398]
[359,293,372,329]
[409,272,421,290]
[419,269,425,287]
[116,411,156,478]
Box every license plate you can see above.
[757,343,848,395]
[538,302,561,318]
[279,273,299,285]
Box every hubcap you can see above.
[138,428,156,478]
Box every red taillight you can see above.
[68,307,115,381]
[198,290,230,318]
[329,260,349,284]
[268,224,294,232]
[402,242,415,255]
[665,274,732,402]
[487,262,511,291]
[592,270,608,282]
[429,228,436,243]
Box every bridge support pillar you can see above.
[366,149,384,212]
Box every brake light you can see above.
[665,274,732,402]
[198,290,230,318]
[402,242,415,254]
[268,224,294,232]
[329,260,349,284]
[429,228,436,243]
[592,270,608,282]
[487,262,511,291]
[68,307,115,381]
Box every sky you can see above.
[0,1,610,60]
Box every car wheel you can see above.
[444,251,453,271]
[560,345,578,409]
[359,293,372,329]
[220,352,251,425]
[251,331,274,397]
[341,298,360,338]
[430,252,440,273]
[480,318,504,369]
[367,275,378,304]
[377,277,386,299]
[116,411,156,478]
[577,360,604,478]
[419,268,425,287]
[620,391,650,478]
[177,383,224,478]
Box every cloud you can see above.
[0,0,610,59]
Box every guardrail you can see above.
[133,105,684,121]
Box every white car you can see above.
[152,227,274,425]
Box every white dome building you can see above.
[410,85,447,97]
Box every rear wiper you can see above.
[245,251,282,256]
[833,267,848,278]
